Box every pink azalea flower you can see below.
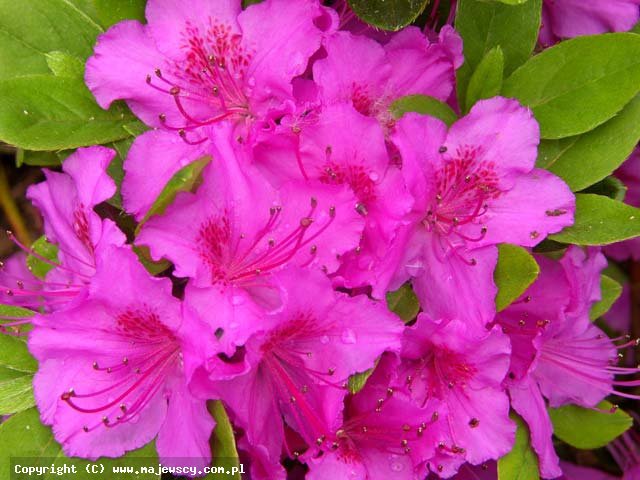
[196,268,404,470]
[496,246,640,478]
[608,423,640,480]
[388,97,575,327]
[305,353,439,480]
[397,315,514,476]
[0,252,41,308]
[540,0,640,45]
[2,147,125,311]
[137,129,364,297]
[312,26,462,133]
[28,245,214,466]
[86,0,335,218]
[560,461,618,480]
[253,102,414,291]
[605,148,640,261]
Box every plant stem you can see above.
[0,163,31,247]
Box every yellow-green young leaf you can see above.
[0,374,34,415]
[498,412,539,480]
[45,51,85,79]
[465,46,504,112]
[347,0,430,31]
[503,34,640,139]
[0,334,37,374]
[0,75,138,151]
[208,401,241,479]
[455,0,542,108]
[590,275,623,320]
[391,94,458,126]
[550,194,640,245]
[494,244,540,311]
[136,156,212,233]
[386,283,420,323]
[478,0,529,3]
[549,401,632,449]
[348,368,375,394]
[0,304,35,319]
[0,408,159,479]
[544,95,640,191]
[134,245,172,276]
[26,236,59,279]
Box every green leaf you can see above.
[544,95,640,190]
[0,75,139,150]
[582,176,628,202]
[465,46,504,112]
[0,335,37,373]
[347,0,430,31]
[386,283,420,323]
[549,401,632,449]
[0,304,35,319]
[0,374,34,415]
[92,0,146,28]
[590,275,623,320]
[0,408,159,479]
[455,0,542,108]
[550,194,640,245]
[0,0,103,80]
[26,236,59,279]
[45,51,85,79]
[348,368,375,394]
[16,149,64,167]
[136,155,211,233]
[391,94,458,126]
[208,401,241,480]
[479,0,529,3]
[494,244,540,311]
[503,33,640,139]
[498,412,540,480]
[243,0,263,6]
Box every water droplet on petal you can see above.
[405,260,424,277]
[389,455,405,472]
[230,295,245,306]
[341,329,356,344]
[369,172,380,182]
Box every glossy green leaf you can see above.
[0,75,139,150]
[93,0,146,27]
[494,244,540,311]
[550,194,640,245]
[0,334,37,373]
[455,0,542,107]
[386,283,420,323]
[549,401,632,449]
[503,33,640,139]
[0,0,102,80]
[45,51,85,79]
[209,401,241,479]
[26,236,58,279]
[544,95,640,190]
[391,94,458,126]
[347,0,430,31]
[136,155,211,233]
[582,176,628,202]
[0,374,34,415]
[0,408,159,479]
[26,236,59,279]
[590,275,623,320]
[498,412,540,480]
[479,0,529,3]
[16,149,64,167]
[465,46,504,112]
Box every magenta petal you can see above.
[509,378,562,479]
[85,21,174,127]
[122,129,209,220]
[545,0,640,39]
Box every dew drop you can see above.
[405,260,424,277]
[369,172,380,182]
[320,335,330,344]
[341,329,356,344]
[389,455,405,472]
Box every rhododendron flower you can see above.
[540,0,640,45]
[388,97,575,327]
[0,252,41,307]
[195,268,404,470]
[137,130,364,297]
[254,102,414,290]
[29,245,213,466]
[496,246,640,478]
[396,315,514,476]
[605,148,640,261]
[4,147,125,311]
[313,26,462,133]
[86,0,334,218]
[305,354,438,480]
